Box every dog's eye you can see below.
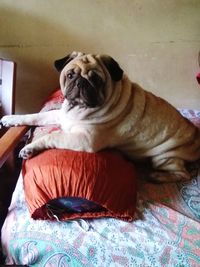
[67,73,73,79]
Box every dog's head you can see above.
[54,52,123,108]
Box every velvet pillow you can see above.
[23,149,137,222]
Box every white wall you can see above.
[0,0,200,113]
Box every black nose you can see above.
[76,77,88,89]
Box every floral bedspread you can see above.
[1,91,200,266]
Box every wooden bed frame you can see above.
[0,126,28,168]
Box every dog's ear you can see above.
[100,55,123,81]
[54,54,74,72]
[54,51,85,71]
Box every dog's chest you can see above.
[59,112,77,132]
[59,103,89,132]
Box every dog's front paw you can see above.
[1,115,21,127]
[19,145,35,159]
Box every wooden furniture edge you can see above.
[0,126,29,168]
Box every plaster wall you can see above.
[0,0,200,113]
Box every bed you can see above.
[1,88,200,267]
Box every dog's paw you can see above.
[19,145,35,159]
[1,115,21,127]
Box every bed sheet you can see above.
[1,104,200,266]
[1,167,200,267]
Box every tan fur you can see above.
[1,52,200,182]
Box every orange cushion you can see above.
[23,149,137,222]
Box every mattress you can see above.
[1,105,200,266]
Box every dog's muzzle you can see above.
[64,72,105,108]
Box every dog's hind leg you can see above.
[149,157,191,183]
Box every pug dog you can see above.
[1,51,200,183]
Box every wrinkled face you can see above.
[55,52,123,108]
